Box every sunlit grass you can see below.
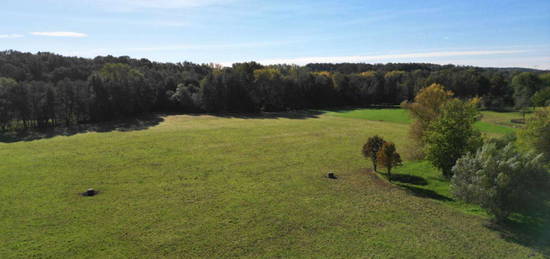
[324,108,522,135]
[0,112,544,258]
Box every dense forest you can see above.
[0,50,549,130]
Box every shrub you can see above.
[451,143,548,222]
[376,142,403,180]
[485,132,516,149]
[362,135,385,172]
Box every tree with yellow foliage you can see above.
[401,83,454,157]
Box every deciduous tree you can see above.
[531,88,550,107]
[402,83,454,158]
[512,72,543,109]
[424,98,483,178]
[376,141,403,180]
[362,135,385,172]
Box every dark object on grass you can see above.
[327,172,337,179]
[82,188,97,196]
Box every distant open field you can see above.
[0,109,547,258]
[323,108,524,135]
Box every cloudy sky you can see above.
[1,0,549,69]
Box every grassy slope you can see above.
[0,112,544,258]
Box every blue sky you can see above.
[1,0,549,69]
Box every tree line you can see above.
[0,50,548,130]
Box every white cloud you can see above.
[0,34,24,39]
[258,50,528,65]
[31,32,88,38]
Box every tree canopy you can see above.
[424,99,483,178]
[0,50,547,131]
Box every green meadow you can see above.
[323,108,519,135]
[1,109,547,258]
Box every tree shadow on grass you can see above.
[397,184,454,202]
[210,110,324,120]
[484,194,550,257]
[372,170,452,201]
[322,105,402,113]
[0,113,164,143]
[391,173,428,186]
[485,212,550,257]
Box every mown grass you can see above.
[323,108,411,124]
[0,111,546,258]
[324,108,521,136]
[392,160,550,254]
[392,161,487,215]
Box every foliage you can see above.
[517,106,550,161]
[451,143,549,222]
[402,83,454,157]
[485,132,517,149]
[0,50,543,131]
[91,63,154,121]
[424,99,483,178]
[362,135,385,172]
[170,83,199,111]
[0,77,18,130]
[531,87,550,107]
[376,141,403,180]
[512,72,543,109]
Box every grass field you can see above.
[323,108,520,135]
[0,109,547,258]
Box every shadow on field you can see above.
[211,110,324,120]
[0,114,164,143]
[391,173,428,185]
[398,184,454,202]
[322,105,401,113]
[385,172,450,201]
[485,196,550,257]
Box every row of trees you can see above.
[1,50,549,130]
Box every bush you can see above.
[485,132,516,149]
[451,143,548,222]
